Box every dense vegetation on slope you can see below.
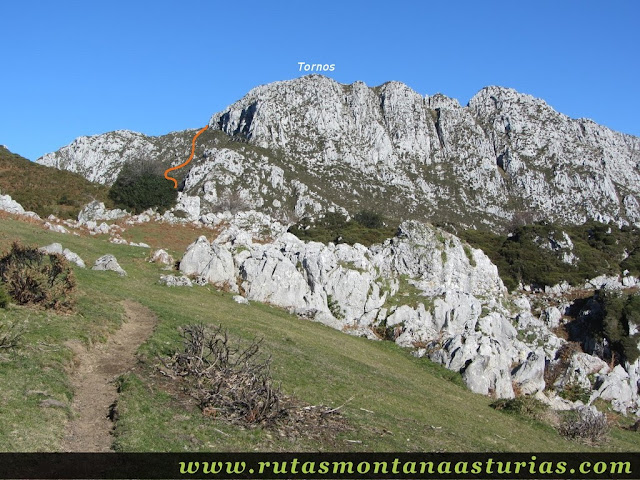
[460,222,640,291]
[288,210,398,247]
[0,146,112,218]
[578,290,640,364]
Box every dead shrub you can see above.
[213,191,251,215]
[558,407,610,444]
[0,318,24,351]
[162,324,284,425]
[0,283,10,309]
[0,242,76,311]
[544,341,582,388]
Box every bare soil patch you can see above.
[61,300,157,452]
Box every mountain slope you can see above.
[37,76,640,231]
[0,146,111,218]
[2,215,638,451]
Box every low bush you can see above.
[490,396,548,420]
[0,318,24,351]
[354,210,384,229]
[558,407,609,444]
[0,242,76,311]
[559,383,592,404]
[288,210,398,247]
[162,324,284,425]
[0,284,10,309]
[544,342,583,389]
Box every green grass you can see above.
[1,216,639,452]
[384,275,433,311]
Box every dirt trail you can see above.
[62,300,157,452]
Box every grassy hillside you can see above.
[0,215,638,452]
[0,146,112,219]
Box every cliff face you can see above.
[38,75,640,231]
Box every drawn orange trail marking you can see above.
[164,125,209,189]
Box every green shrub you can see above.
[109,160,178,214]
[559,383,592,404]
[597,291,640,364]
[0,242,76,311]
[463,244,476,267]
[354,210,384,229]
[0,283,10,309]
[327,295,344,320]
[490,396,548,420]
[288,211,397,247]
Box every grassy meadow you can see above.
[0,215,638,452]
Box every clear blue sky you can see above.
[1,0,638,161]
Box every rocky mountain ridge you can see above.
[174,211,640,414]
[37,75,640,232]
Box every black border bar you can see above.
[0,452,638,479]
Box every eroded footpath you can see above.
[62,300,157,452]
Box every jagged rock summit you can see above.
[38,75,640,231]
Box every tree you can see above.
[354,209,384,229]
[109,158,178,214]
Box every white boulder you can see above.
[92,254,127,276]
[159,275,192,287]
[150,249,175,266]
[233,295,249,305]
[0,194,25,215]
[78,201,128,223]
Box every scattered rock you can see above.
[78,201,128,223]
[585,275,624,291]
[541,307,563,329]
[179,236,237,292]
[159,275,192,287]
[0,193,25,215]
[170,193,201,222]
[39,243,86,268]
[92,255,127,276]
[40,243,64,255]
[233,295,249,305]
[23,211,41,220]
[150,249,175,266]
[110,236,128,245]
[89,222,111,235]
[63,249,86,268]
[129,242,150,248]
[593,365,634,414]
[44,222,69,234]
[39,398,67,409]
[512,351,546,395]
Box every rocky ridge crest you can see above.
[37,76,640,231]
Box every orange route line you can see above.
[164,125,209,189]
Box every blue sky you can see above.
[1,0,638,161]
